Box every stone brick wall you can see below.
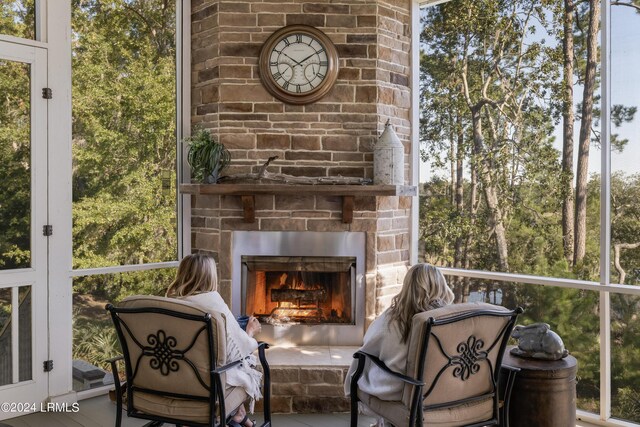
[191,0,411,179]
[189,0,414,323]
[254,366,350,414]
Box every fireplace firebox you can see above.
[232,231,365,345]
[242,256,356,325]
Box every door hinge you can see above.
[43,360,54,372]
[42,88,52,99]
[43,225,53,236]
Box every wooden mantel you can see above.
[180,184,417,223]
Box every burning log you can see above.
[271,288,327,304]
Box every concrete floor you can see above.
[2,394,376,427]
[2,394,602,427]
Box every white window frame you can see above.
[37,0,190,402]
[411,0,636,425]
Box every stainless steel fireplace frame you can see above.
[232,231,365,346]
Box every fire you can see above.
[243,259,353,325]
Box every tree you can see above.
[421,0,562,274]
[573,0,600,265]
[560,0,575,263]
[0,1,34,269]
[71,0,177,278]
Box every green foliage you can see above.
[419,0,640,422]
[615,387,640,421]
[0,1,35,39]
[72,317,120,370]
[71,0,177,269]
[0,60,30,269]
[0,2,34,269]
[186,128,231,183]
[73,268,173,303]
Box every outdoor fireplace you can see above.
[242,256,356,325]
[232,231,365,345]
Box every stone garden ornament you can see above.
[511,322,569,360]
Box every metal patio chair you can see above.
[350,302,523,427]
[106,295,271,427]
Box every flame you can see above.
[250,269,351,325]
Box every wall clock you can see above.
[259,25,339,105]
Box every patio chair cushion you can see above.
[358,389,493,427]
[132,385,248,424]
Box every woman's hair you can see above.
[387,263,454,343]
[166,253,218,297]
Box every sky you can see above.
[610,6,640,176]
[419,3,640,183]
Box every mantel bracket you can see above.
[342,196,354,224]
[241,195,255,223]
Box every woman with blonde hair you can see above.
[167,253,261,427]
[344,263,454,426]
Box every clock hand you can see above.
[281,52,302,66]
[298,52,319,64]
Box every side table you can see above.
[502,346,578,427]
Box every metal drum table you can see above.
[502,347,578,427]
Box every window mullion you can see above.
[600,0,612,421]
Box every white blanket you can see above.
[185,291,262,412]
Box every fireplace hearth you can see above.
[232,231,365,345]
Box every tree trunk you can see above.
[574,0,600,265]
[450,121,456,206]
[471,108,510,272]
[454,114,465,271]
[561,0,575,264]
[462,164,478,303]
[613,242,640,284]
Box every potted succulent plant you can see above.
[186,128,231,183]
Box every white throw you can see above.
[185,291,263,412]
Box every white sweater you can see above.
[344,310,408,401]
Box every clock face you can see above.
[259,25,339,105]
[269,33,329,95]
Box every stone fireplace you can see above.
[185,0,414,411]
[186,0,414,341]
[232,231,365,345]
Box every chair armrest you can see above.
[354,351,424,386]
[106,355,124,381]
[257,341,270,373]
[349,350,424,426]
[106,355,126,413]
[212,359,243,374]
[257,342,271,424]
[106,355,124,365]
[501,364,520,374]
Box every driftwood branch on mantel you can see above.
[218,156,373,185]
